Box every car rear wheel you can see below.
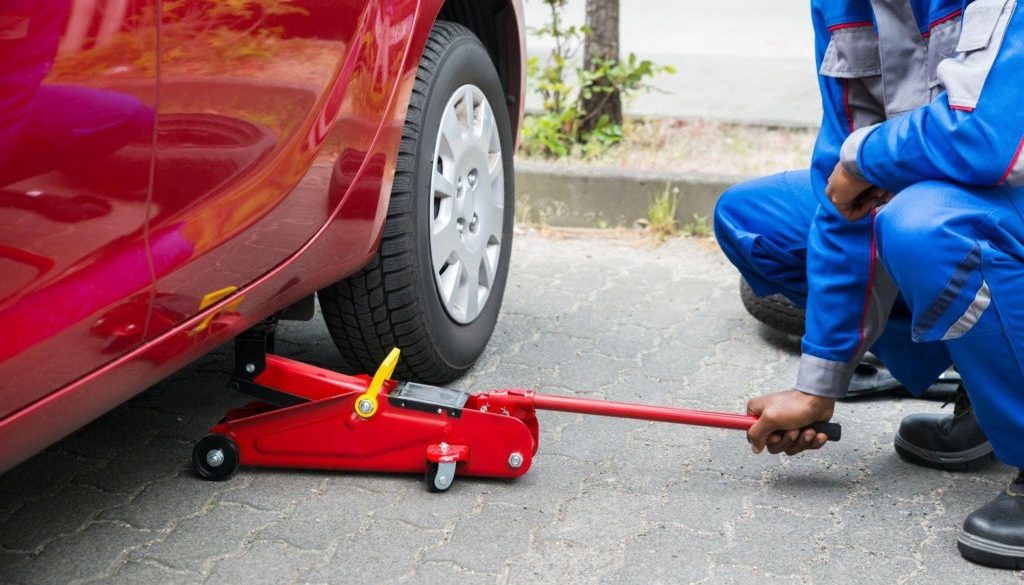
[318,21,515,384]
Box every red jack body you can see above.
[194,332,840,491]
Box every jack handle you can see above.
[525,393,842,442]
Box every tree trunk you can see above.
[579,0,621,136]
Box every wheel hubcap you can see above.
[429,84,504,324]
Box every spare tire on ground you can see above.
[739,277,805,337]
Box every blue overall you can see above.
[714,0,1024,467]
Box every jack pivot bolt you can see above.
[508,452,524,469]
[357,399,375,415]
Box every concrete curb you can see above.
[515,160,746,228]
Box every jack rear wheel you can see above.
[425,462,456,493]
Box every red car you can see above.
[0,0,525,473]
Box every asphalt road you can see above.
[523,0,822,126]
[1,232,1021,584]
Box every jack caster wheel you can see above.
[425,462,457,493]
[192,434,240,481]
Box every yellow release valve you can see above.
[354,347,401,418]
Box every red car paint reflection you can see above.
[0,0,525,472]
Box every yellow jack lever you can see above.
[354,347,401,418]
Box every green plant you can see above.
[683,213,710,238]
[522,0,673,158]
[648,185,679,242]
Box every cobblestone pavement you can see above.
[2,232,1023,585]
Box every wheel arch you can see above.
[435,0,525,140]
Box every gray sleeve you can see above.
[795,354,857,398]
[840,123,881,182]
[796,265,900,399]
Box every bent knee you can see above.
[875,181,977,264]
[877,180,966,231]
[714,180,768,241]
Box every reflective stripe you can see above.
[913,244,982,340]
[870,0,931,116]
[943,280,992,340]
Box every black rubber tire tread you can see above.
[318,21,513,384]
[739,277,806,337]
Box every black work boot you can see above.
[894,384,994,471]
[958,470,1024,570]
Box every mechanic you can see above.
[713,0,1024,570]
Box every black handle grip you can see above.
[809,422,842,442]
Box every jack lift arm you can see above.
[193,321,841,492]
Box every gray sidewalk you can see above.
[1,233,1020,584]
[523,0,823,127]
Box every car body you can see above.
[0,0,525,473]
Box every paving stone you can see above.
[647,471,751,532]
[709,565,803,583]
[478,455,591,511]
[808,546,917,585]
[0,548,27,573]
[257,485,377,551]
[219,470,326,513]
[59,405,179,458]
[0,449,100,505]
[375,485,483,530]
[302,519,442,584]
[424,502,547,573]
[0,484,123,551]
[401,561,498,585]
[909,526,1016,585]
[205,540,320,585]
[603,523,715,585]
[505,540,622,585]
[131,502,279,572]
[100,473,234,531]
[546,416,644,463]
[103,561,201,585]
[714,506,833,575]
[3,522,143,585]
[539,485,650,548]
[76,437,191,495]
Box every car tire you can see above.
[739,277,806,337]
[318,21,515,384]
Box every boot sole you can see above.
[958,530,1024,570]
[894,434,994,472]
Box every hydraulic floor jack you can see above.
[194,321,841,492]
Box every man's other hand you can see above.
[747,390,836,456]
[826,163,892,221]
